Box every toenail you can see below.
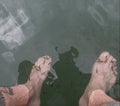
[102,51,110,55]
[96,59,104,62]
[104,55,110,62]
[33,65,41,71]
[43,56,50,60]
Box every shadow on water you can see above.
[17,60,33,84]
[41,47,90,106]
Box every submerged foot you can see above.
[26,56,52,106]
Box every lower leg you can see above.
[0,55,52,106]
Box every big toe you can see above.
[98,51,110,62]
[35,55,52,67]
[43,55,52,65]
[33,55,52,80]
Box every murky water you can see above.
[0,0,119,105]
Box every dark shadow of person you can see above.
[41,46,91,106]
[52,46,90,106]
[17,60,33,84]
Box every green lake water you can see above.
[0,0,119,106]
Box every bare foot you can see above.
[91,51,117,91]
[26,56,52,106]
[79,51,118,106]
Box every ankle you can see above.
[25,82,34,97]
